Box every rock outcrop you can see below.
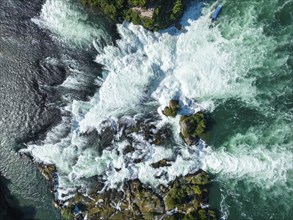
[81,0,185,30]
[162,99,180,117]
[47,169,217,220]
[179,112,209,145]
[35,107,214,219]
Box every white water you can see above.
[32,0,111,47]
[23,0,292,218]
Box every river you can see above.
[1,0,292,219]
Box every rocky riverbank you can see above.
[81,0,185,30]
[39,163,217,220]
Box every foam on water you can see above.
[24,0,292,218]
[79,3,257,132]
[202,145,292,185]
[201,112,293,219]
[25,0,266,188]
[32,0,111,47]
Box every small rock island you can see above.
[81,0,185,30]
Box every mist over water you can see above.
[12,0,293,219]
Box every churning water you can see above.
[3,0,292,219]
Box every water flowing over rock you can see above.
[46,169,217,220]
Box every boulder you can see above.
[151,159,173,169]
[163,99,180,118]
[179,112,208,145]
[169,100,180,110]
[163,106,177,117]
[163,170,215,219]
[123,145,135,155]
[164,178,200,213]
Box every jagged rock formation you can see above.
[46,169,217,220]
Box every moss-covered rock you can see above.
[185,171,210,185]
[128,179,165,217]
[179,112,209,145]
[169,100,180,110]
[164,170,211,213]
[163,106,177,117]
[163,99,181,117]
[164,179,200,212]
[38,164,56,180]
[61,205,74,220]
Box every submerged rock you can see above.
[164,170,210,214]
[151,159,173,169]
[123,145,135,155]
[0,175,24,220]
[179,112,209,145]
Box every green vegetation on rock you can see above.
[61,206,74,220]
[43,168,216,220]
[164,170,210,213]
[163,99,181,117]
[81,0,185,30]
[179,112,210,145]
[128,0,147,7]
[163,106,177,117]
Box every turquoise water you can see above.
[6,0,292,219]
[207,0,293,219]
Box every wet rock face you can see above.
[118,117,173,147]
[99,120,117,149]
[169,100,180,110]
[56,170,217,220]
[179,112,208,145]
[151,159,173,169]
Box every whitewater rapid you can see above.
[22,0,293,219]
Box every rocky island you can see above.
[81,0,185,30]
[40,164,217,220]
[36,99,216,220]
